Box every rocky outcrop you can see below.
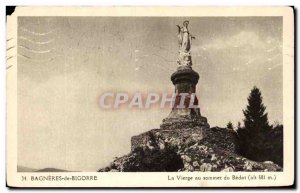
[98,126,282,172]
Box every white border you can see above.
[5,6,294,188]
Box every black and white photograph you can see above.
[6,6,294,188]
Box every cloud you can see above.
[196,30,281,57]
[202,31,262,50]
[193,30,282,71]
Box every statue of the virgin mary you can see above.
[176,20,195,67]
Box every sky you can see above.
[17,17,283,171]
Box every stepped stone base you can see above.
[131,127,206,152]
[131,126,239,154]
[160,109,209,130]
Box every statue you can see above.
[160,21,209,130]
[176,20,195,67]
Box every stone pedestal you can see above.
[160,66,209,129]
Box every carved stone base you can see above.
[177,51,192,67]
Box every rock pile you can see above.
[98,126,282,172]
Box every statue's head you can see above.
[183,20,189,27]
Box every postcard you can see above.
[6,6,294,187]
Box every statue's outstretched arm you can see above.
[177,25,183,46]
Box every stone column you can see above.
[160,66,209,129]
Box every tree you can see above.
[243,87,271,133]
[226,121,234,130]
[237,87,272,162]
[265,124,283,166]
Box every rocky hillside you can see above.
[98,126,282,172]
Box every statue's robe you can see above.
[180,27,191,53]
